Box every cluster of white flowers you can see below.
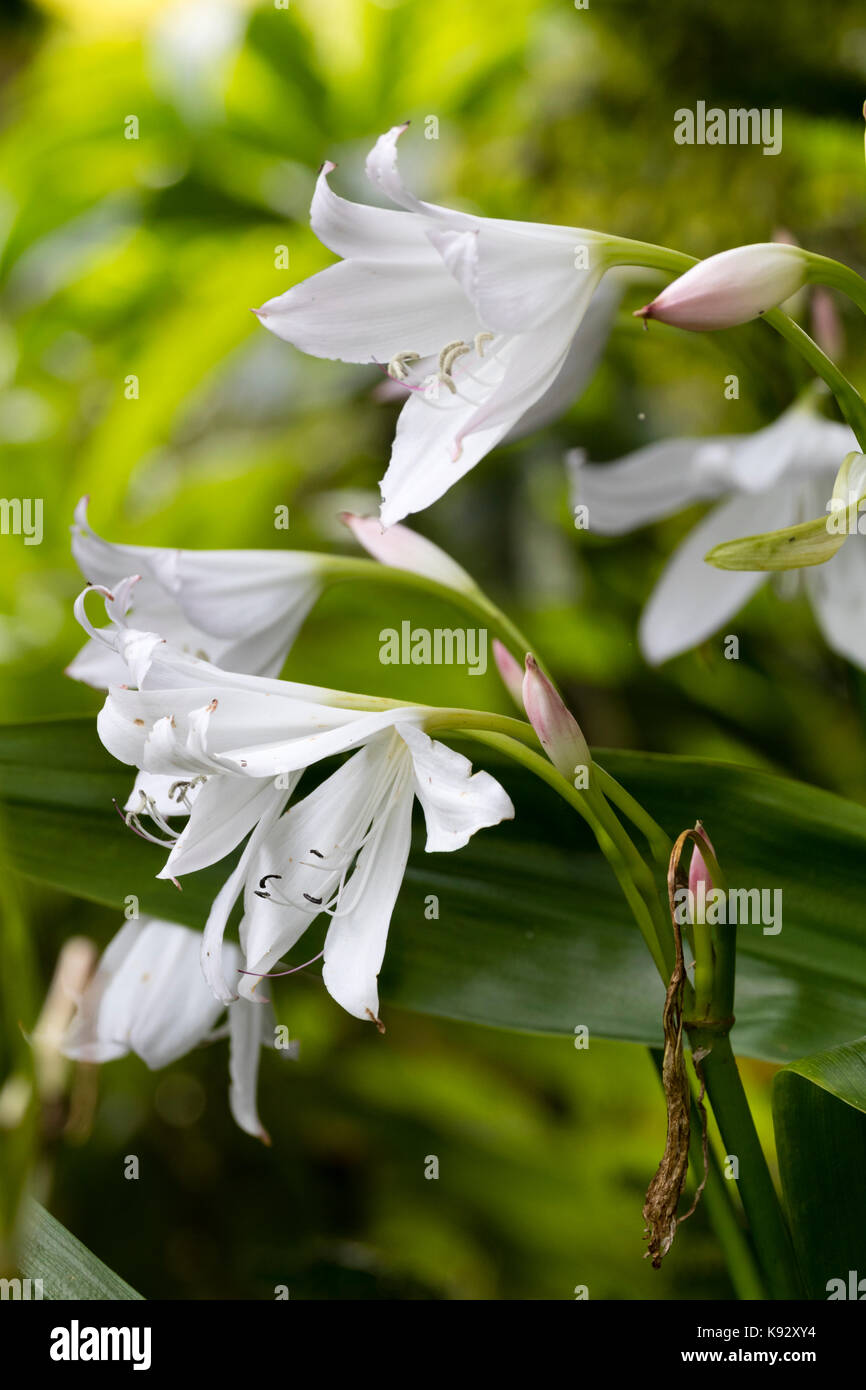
[61,124,865,1139]
[63,508,514,1137]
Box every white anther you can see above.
[440,342,472,377]
[474,332,495,357]
[437,340,469,373]
[386,350,421,381]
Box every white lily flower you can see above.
[568,398,862,665]
[68,497,326,688]
[68,500,331,816]
[75,580,512,1009]
[236,723,514,1024]
[254,123,622,526]
[61,917,275,1141]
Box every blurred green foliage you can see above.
[1,0,864,1298]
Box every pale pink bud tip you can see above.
[637,244,808,332]
[492,639,524,709]
[523,654,591,779]
[343,512,475,593]
[688,825,717,897]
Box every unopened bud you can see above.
[340,512,477,593]
[492,639,524,709]
[635,244,808,332]
[522,654,591,779]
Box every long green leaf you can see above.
[1,718,865,1063]
[773,1037,866,1299]
[17,1201,143,1300]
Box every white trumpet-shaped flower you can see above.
[69,500,331,816]
[254,123,623,526]
[68,497,326,688]
[76,579,513,1011]
[61,917,277,1141]
[237,723,513,1024]
[569,398,863,665]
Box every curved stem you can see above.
[458,729,673,981]
[804,250,866,317]
[321,556,542,673]
[602,236,866,449]
[689,1031,802,1299]
[593,765,671,864]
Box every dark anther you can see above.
[303,893,323,905]
[310,849,324,859]
[253,890,271,900]
[258,873,282,889]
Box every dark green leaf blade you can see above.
[773,1037,866,1300]
[17,1201,144,1301]
[2,718,865,1064]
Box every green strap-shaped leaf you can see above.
[17,1201,143,1300]
[773,1037,866,1300]
[2,718,866,1063]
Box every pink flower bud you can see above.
[689,825,716,898]
[522,654,591,780]
[634,244,808,332]
[340,513,476,594]
[492,639,524,709]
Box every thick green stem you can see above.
[689,1031,802,1299]
[602,236,866,449]
[805,251,866,317]
[649,1047,766,1300]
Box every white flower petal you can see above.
[398,724,514,851]
[218,705,427,778]
[430,222,601,335]
[379,387,511,528]
[310,160,434,262]
[364,122,435,216]
[715,406,856,493]
[200,787,293,1004]
[321,775,414,1022]
[227,994,274,1142]
[379,308,579,526]
[160,775,296,880]
[342,512,477,592]
[639,488,797,665]
[506,274,623,442]
[62,919,224,1070]
[238,741,393,989]
[806,531,866,669]
[255,257,479,364]
[71,501,324,684]
[568,439,726,536]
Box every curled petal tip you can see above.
[633,303,653,319]
[250,307,267,319]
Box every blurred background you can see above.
[1,0,865,1298]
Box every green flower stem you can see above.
[592,765,671,865]
[804,250,866,317]
[425,708,539,747]
[602,236,866,450]
[321,556,542,676]
[689,1031,802,1300]
[458,729,674,981]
